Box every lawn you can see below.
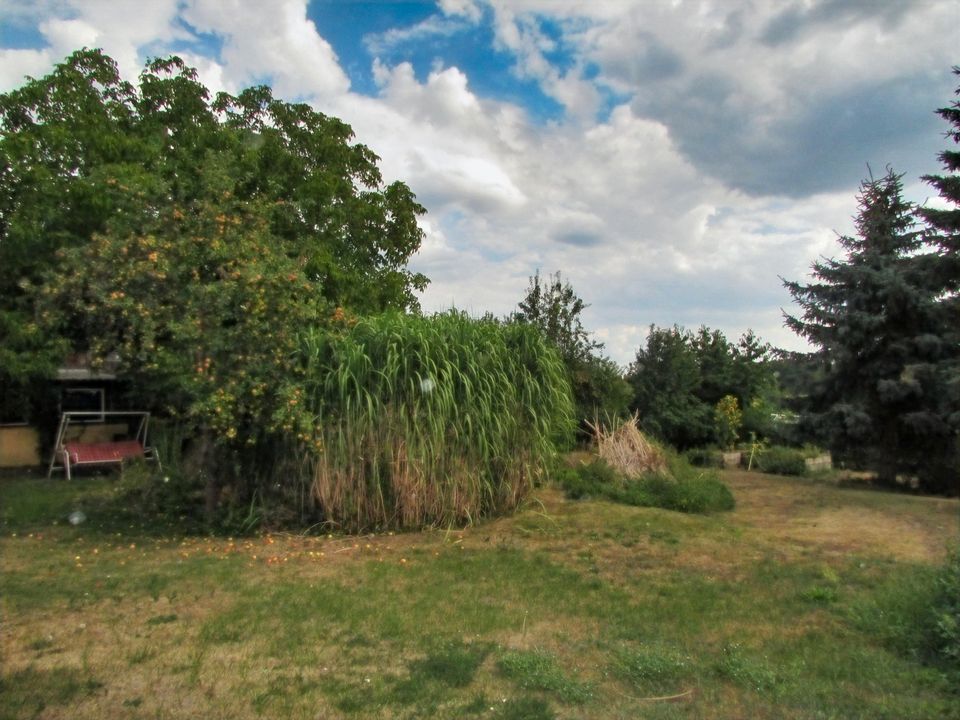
[1,468,958,719]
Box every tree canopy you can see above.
[626,324,773,449]
[512,270,630,433]
[0,49,428,437]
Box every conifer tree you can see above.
[919,68,960,449]
[784,169,954,491]
[919,67,960,296]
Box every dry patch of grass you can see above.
[1,470,958,719]
[723,470,958,563]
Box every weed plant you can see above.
[714,643,780,692]
[496,697,555,720]
[933,545,960,672]
[851,544,960,685]
[496,649,592,703]
[613,644,693,694]
[298,311,574,530]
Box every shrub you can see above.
[753,445,808,476]
[556,454,734,514]
[555,458,621,500]
[652,453,735,512]
[298,311,574,531]
[684,447,724,468]
[116,420,307,533]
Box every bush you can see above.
[656,453,736,512]
[753,445,808,476]
[556,458,621,500]
[556,455,734,514]
[115,420,307,533]
[95,313,578,535]
[684,447,724,468]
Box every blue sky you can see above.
[1,0,957,363]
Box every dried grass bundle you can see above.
[589,414,668,478]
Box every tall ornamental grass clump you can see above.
[298,312,574,531]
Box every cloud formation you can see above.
[1,0,955,364]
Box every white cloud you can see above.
[349,60,527,212]
[438,0,484,23]
[1,0,954,366]
[0,48,55,91]
[0,0,183,88]
[487,2,600,121]
[40,18,100,54]
[364,14,470,56]
[182,0,349,101]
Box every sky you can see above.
[1,0,957,365]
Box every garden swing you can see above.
[47,411,161,480]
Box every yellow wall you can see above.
[0,426,41,467]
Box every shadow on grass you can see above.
[1,470,217,539]
[0,666,103,720]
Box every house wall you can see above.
[0,426,41,467]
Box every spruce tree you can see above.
[919,67,960,291]
[919,68,960,453]
[784,169,954,491]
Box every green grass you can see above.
[410,641,492,688]
[497,648,593,703]
[1,470,958,719]
[613,643,694,694]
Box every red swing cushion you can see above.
[63,440,145,465]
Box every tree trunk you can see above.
[184,430,219,523]
[873,418,900,487]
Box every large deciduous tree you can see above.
[784,168,955,492]
[0,50,428,461]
